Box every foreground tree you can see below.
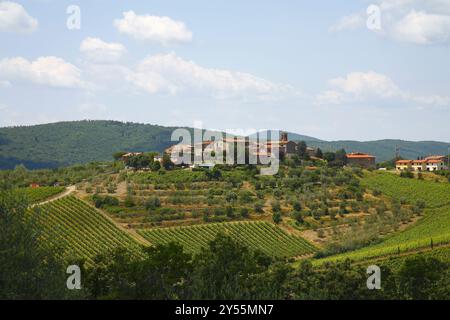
[188,233,273,299]
[0,190,78,299]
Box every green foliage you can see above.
[316,173,450,264]
[92,194,119,208]
[32,196,141,266]
[83,235,450,300]
[162,153,175,170]
[145,196,161,211]
[362,172,450,208]
[138,221,316,258]
[0,162,123,189]
[124,195,135,207]
[400,170,414,179]
[272,212,282,224]
[0,190,82,299]
[22,186,65,203]
[271,201,281,213]
[0,120,188,169]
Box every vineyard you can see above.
[361,172,450,208]
[32,196,142,266]
[314,172,450,265]
[23,186,65,203]
[137,221,317,258]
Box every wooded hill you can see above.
[0,120,448,169]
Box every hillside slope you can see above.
[0,121,448,169]
[306,139,450,163]
[315,173,450,265]
[0,120,191,169]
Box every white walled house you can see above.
[396,155,448,172]
[426,159,446,171]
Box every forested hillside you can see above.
[306,139,450,163]
[0,121,191,169]
[0,121,448,169]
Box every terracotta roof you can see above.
[427,159,443,164]
[425,155,446,161]
[346,153,375,159]
[396,158,445,164]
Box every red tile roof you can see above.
[427,159,443,164]
[425,155,446,161]
[346,153,375,159]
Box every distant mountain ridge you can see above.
[0,121,448,169]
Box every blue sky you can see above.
[1,0,450,142]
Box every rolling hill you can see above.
[304,139,450,163]
[0,120,192,169]
[0,121,448,169]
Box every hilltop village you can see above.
[119,132,387,170]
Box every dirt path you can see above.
[34,185,76,206]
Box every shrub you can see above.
[372,189,382,196]
[225,206,234,218]
[92,194,119,208]
[273,189,282,199]
[400,171,414,179]
[271,201,281,213]
[254,202,264,214]
[240,207,249,218]
[145,196,161,211]
[239,190,254,203]
[106,184,117,194]
[124,195,135,207]
[293,201,302,211]
[225,191,237,203]
[292,211,303,223]
[272,212,282,224]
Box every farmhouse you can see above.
[396,155,448,172]
[346,153,376,168]
[395,160,412,171]
[412,159,427,171]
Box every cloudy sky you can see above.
[1,0,450,141]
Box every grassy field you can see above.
[32,196,141,265]
[138,221,317,258]
[314,172,450,265]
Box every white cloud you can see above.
[80,37,126,63]
[329,71,401,99]
[114,11,193,45]
[0,103,7,110]
[316,71,450,108]
[126,52,293,100]
[392,10,450,44]
[331,0,450,45]
[0,1,38,33]
[0,56,85,88]
[329,13,365,32]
